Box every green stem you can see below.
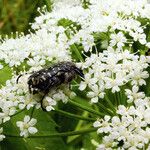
[97,102,114,116]
[105,95,116,113]
[55,109,95,121]
[65,31,84,61]
[68,100,105,117]
[120,87,126,106]
[116,92,121,106]
[30,106,35,118]
[119,90,123,105]
[114,93,118,106]
[70,44,84,61]
[67,111,89,144]
[11,108,25,118]
[44,0,51,11]
[75,111,89,130]
[5,128,97,138]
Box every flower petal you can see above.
[28,127,38,134]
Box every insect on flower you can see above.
[17,61,84,110]
[117,140,124,147]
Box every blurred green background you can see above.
[0,0,52,36]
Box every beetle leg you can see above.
[40,77,60,111]
[40,92,48,111]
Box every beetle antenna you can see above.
[16,71,35,84]
[16,74,23,84]
[74,67,84,79]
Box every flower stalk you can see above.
[4,128,97,138]
[65,31,84,61]
[68,100,105,117]
[97,102,114,116]
[55,109,96,121]
[104,94,116,113]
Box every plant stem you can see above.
[55,109,95,121]
[44,0,51,11]
[120,87,126,106]
[75,111,89,130]
[70,44,84,61]
[105,95,116,113]
[119,90,123,105]
[11,108,25,118]
[116,92,121,105]
[65,31,84,61]
[68,100,105,117]
[114,93,118,106]
[30,106,35,118]
[67,111,89,144]
[5,128,97,138]
[97,102,114,116]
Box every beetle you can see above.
[117,139,124,147]
[17,61,84,110]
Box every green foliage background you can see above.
[0,0,52,36]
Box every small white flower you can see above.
[93,121,101,128]
[96,144,106,150]
[110,32,127,49]
[27,56,45,68]
[94,98,150,149]
[125,85,145,103]
[44,97,57,112]
[16,115,38,138]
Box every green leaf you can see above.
[1,121,29,150]
[2,109,67,150]
[0,65,12,86]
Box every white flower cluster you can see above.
[0,0,150,146]
[0,29,71,70]
[31,0,150,52]
[0,74,38,123]
[16,115,38,137]
[0,74,74,123]
[42,86,76,111]
[0,74,74,139]
[79,49,150,103]
[94,97,150,149]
